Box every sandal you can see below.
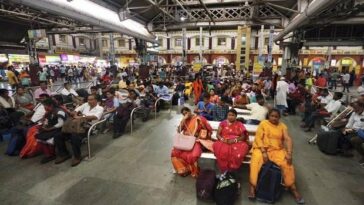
[295,197,305,204]
[247,194,256,201]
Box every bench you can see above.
[84,116,108,159]
[154,90,174,119]
[228,107,252,115]
[200,120,258,164]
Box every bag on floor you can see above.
[214,172,238,205]
[20,125,41,158]
[62,117,89,134]
[317,129,341,155]
[256,161,284,204]
[196,169,216,202]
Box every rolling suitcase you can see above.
[196,169,216,202]
[256,161,284,204]
[317,129,341,155]
[215,172,238,205]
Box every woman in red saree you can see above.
[192,76,203,105]
[213,109,249,172]
[171,107,212,177]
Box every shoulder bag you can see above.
[173,122,196,151]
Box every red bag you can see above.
[19,125,41,158]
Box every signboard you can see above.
[45,55,61,63]
[28,29,46,39]
[267,26,274,63]
[0,54,8,63]
[193,63,202,72]
[8,54,30,64]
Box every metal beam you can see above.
[173,0,194,20]
[157,19,282,30]
[274,0,341,42]
[265,2,298,13]
[46,28,110,34]
[332,17,364,24]
[12,0,156,42]
[198,0,215,23]
[146,0,177,21]
[304,40,364,46]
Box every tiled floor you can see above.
[0,106,364,205]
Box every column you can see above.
[109,33,115,66]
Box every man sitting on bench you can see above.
[233,94,268,125]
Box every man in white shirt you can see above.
[234,94,268,124]
[54,94,104,167]
[60,83,79,97]
[342,71,351,93]
[339,101,364,160]
[305,92,343,132]
[276,77,289,115]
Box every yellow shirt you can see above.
[118,80,127,89]
[253,120,287,150]
[7,71,18,85]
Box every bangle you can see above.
[234,138,238,143]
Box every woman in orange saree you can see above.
[171,107,212,177]
[192,76,203,105]
[249,109,304,204]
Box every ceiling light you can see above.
[180,16,186,21]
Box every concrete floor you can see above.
[0,106,364,205]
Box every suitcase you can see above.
[196,169,216,202]
[215,172,238,205]
[256,161,284,204]
[317,129,341,155]
[172,93,179,106]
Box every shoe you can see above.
[113,132,123,139]
[55,155,71,164]
[304,128,311,132]
[359,157,364,165]
[295,197,305,204]
[40,156,56,164]
[71,158,82,167]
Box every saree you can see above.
[171,115,212,177]
[19,125,41,158]
[192,79,203,105]
[213,120,249,172]
[249,120,295,187]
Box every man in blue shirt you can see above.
[155,82,170,98]
[212,96,229,121]
[194,94,214,120]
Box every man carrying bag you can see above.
[55,94,104,167]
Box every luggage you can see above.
[215,172,238,205]
[62,117,89,134]
[196,169,216,202]
[317,129,341,155]
[256,161,284,204]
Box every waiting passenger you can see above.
[14,86,34,114]
[234,94,268,125]
[34,81,52,100]
[249,109,304,204]
[35,98,66,164]
[339,101,364,158]
[211,96,229,122]
[194,94,214,121]
[234,92,250,107]
[213,109,249,172]
[209,89,219,104]
[54,94,104,167]
[171,107,212,177]
[113,90,140,138]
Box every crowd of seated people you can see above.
[170,70,306,203]
[1,72,176,167]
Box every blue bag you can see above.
[256,161,284,204]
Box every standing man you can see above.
[342,71,351,93]
[276,77,289,116]
[6,66,19,89]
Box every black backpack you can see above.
[196,169,216,202]
[317,129,341,155]
[256,161,284,204]
[214,172,238,205]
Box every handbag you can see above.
[173,123,196,151]
[62,117,89,134]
